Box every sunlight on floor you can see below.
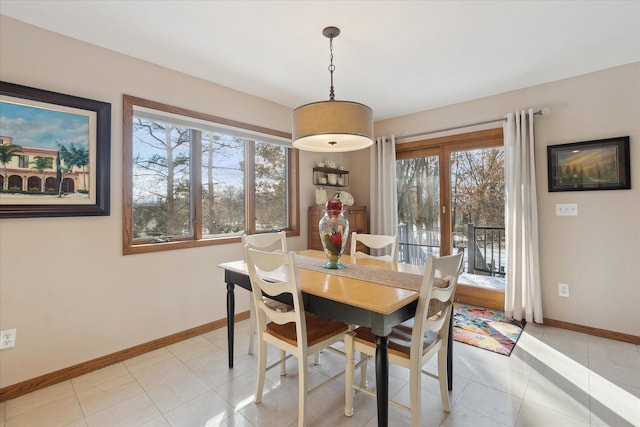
[521,334,640,426]
[234,394,255,412]
[204,412,227,427]
[3,320,637,426]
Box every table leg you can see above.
[375,334,389,427]
[226,281,235,368]
[448,311,453,390]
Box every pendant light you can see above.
[292,26,374,152]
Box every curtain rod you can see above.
[395,108,550,141]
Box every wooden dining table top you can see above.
[220,249,422,316]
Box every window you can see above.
[123,95,299,254]
[18,155,29,168]
[396,128,505,276]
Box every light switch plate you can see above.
[556,203,578,216]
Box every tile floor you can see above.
[1,319,639,427]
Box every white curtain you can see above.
[369,136,398,237]
[504,109,543,323]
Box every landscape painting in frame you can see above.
[0,82,110,217]
[547,136,630,192]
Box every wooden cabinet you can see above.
[308,205,368,255]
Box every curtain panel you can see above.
[369,136,398,237]
[504,109,543,323]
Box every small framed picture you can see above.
[547,136,630,192]
[0,81,111,217]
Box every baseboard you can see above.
[543,317,640,345]
[0,311,250,403]
[451,285,639,345]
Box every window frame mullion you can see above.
[245,141,256,235]
[192,129,203,240]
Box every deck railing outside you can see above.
[397,223,506,277]
[466,224,506,277]
[397,223,439,266]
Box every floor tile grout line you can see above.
[4,380,81,425]
[122,356,173,426]
[69,377,88,425]
[131,349,225,424]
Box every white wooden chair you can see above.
[344,252,463,427]
[245,247,350,427]
[242,232,290,373]
[349,232,399,262]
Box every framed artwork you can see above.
[0,81,111,217]
[547,136,630,192]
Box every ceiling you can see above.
[2,1,639,120]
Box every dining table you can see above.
[218,249,453,427]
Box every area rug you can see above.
[452,303,525,356]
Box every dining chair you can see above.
[344,252,464,427]
[350,232,399,262]
[244,247,350,427]
[242,231,291,373]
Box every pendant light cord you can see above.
[328,36,335,101]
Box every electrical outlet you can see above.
[0,328,17,349]
[558,283,570,297]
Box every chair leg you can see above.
[298,351,308,427]
[409,359,422,427]
[314,351,320,365]
[344,332,355,417]
[359,351,368,388]
[359,352,369,388]
[248,298,256,355]
[437,345,451,412]
[279,350,287,376]
[255,338,267,403]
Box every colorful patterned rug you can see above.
[453,303,525,356]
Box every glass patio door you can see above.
[395,129,505,275]
[396,151,441,265]
[450,146,506,276]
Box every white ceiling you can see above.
[2,1,639,120]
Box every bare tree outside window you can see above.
[450,147,505,234]
[395,129,505,277]
[255,142,288,231]
[132,119,191,239]
[123,96,298,254]
[396,155,441,262]
[201,132,245,236]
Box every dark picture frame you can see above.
[547,136,630,192]
[0,81,111,217]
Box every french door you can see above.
[396,128,505,275]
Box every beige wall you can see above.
[1,15,638,389]
[0,16,319,388]
[374,62,640,338]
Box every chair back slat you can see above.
[242,231,287,252]
[241,231,290,357]
[350,233,399,262]
[244,248,307,339]
[410,253,463,358]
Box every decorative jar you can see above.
[315,188,328,205]
[319,200,350,269]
